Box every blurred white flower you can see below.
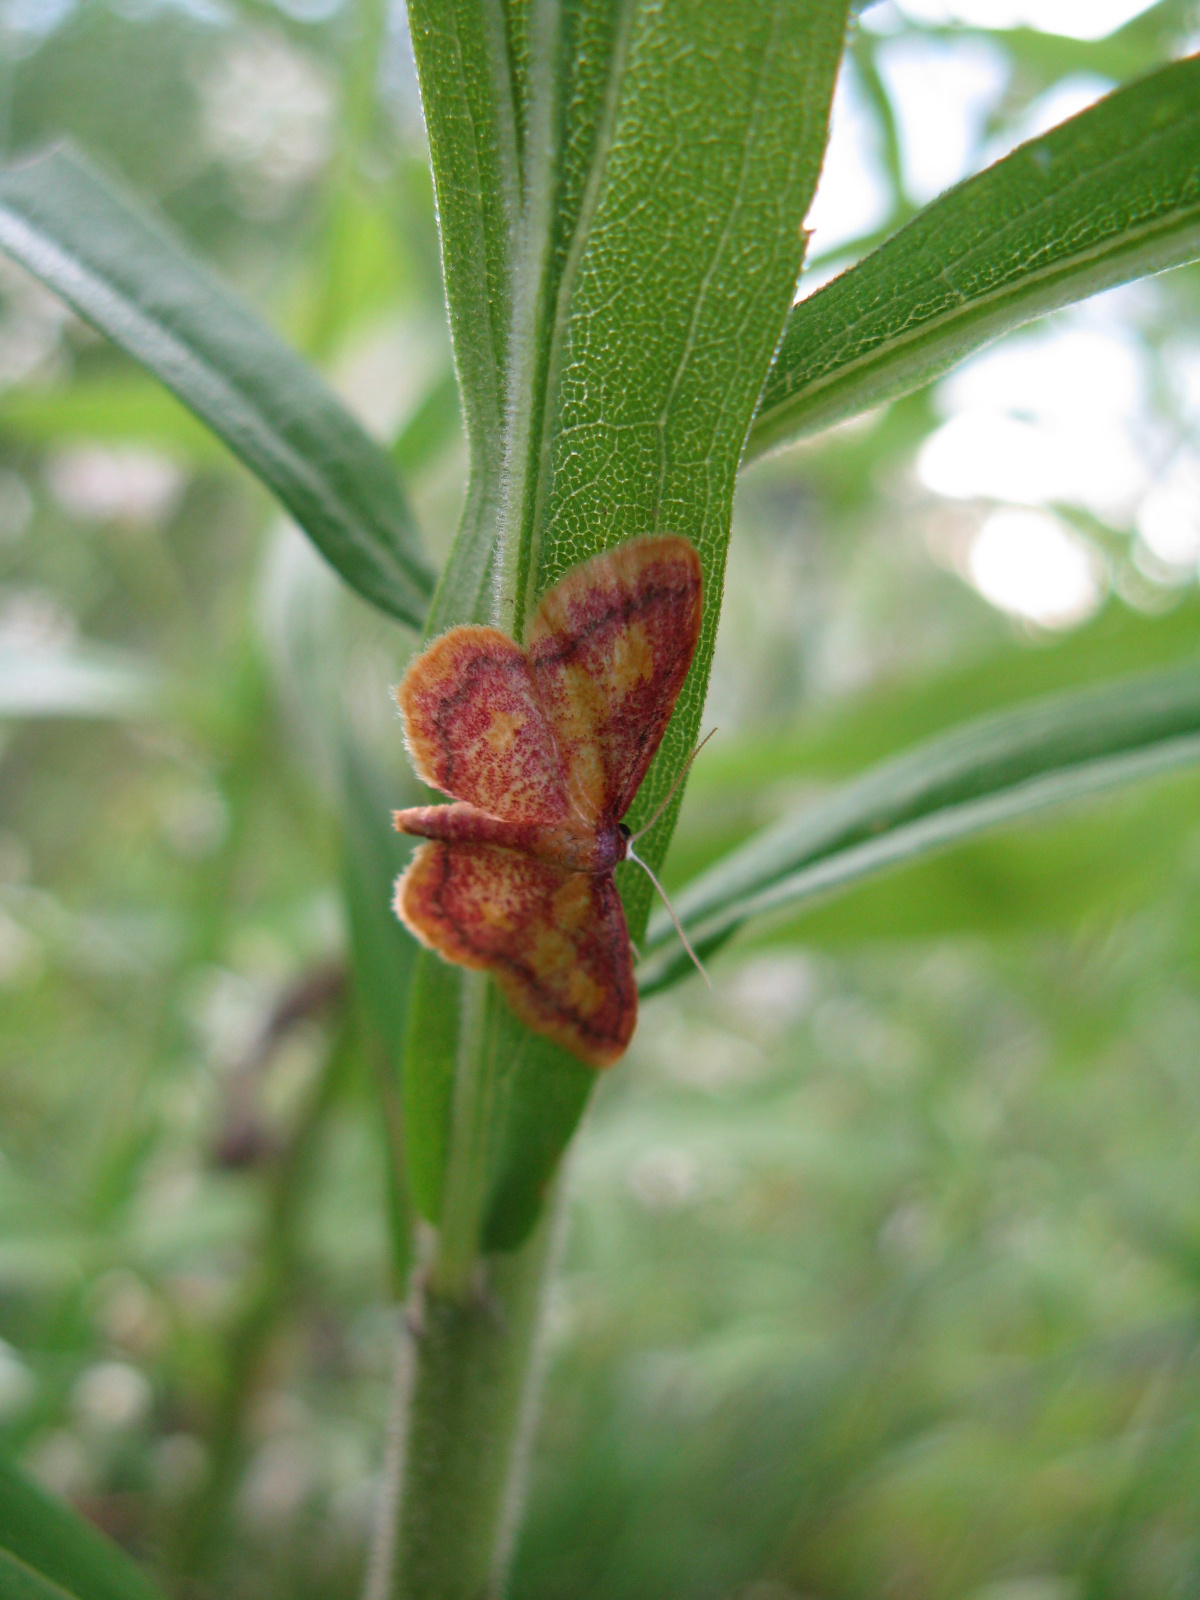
[643,1014,767,1090]
[0,588,76,652]
[46,446,184,527]
[251,1388,311,1440]
[879,1200,945,1267]
[725,954,816,1031]
[0,1339,35,1419]
[151,1433,209,1501]
[159,785,230,860]
[239,1437,317,1526]
[813,994,923,1085]
[90,1269,169,1358]
[199,31,334,217]
[185,965,273,1072]
[627,1146,703,1211]
[72,1360,153,1433]
[25,1431,91,1498]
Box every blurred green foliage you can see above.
[1,2,1199,1597]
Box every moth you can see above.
[392,534,705,1067]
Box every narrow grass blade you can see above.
[0,144,433,627]
[639,666,1200,991]
[747,54,1200,459]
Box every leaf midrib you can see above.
[0,208,427,597]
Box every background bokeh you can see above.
[3,2,1200,1596]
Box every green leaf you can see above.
[477,0,853,1251]
[401,950,464,1225]
[0,1456,165,1600]
[400,0,853,1254]
[0,647,158,719]
[747,771,1200,951]
[511,0,850,878]
[638,665,1200,992]
[0,144,434,627]
[0,1550,72,1600]
[984,0,1198,91]
[398,0,608,1243]
[662,596,1200,950]
[747,53,1200,460]
[672,591,1200,839]
[480,1013,592,1252]
[408,0,518,459]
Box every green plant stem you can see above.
[385,1192,562,1600]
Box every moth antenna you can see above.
[625,845,711,989]
[631,727,717,843]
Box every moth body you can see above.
[393,801,628,875]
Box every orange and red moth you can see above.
[391,535,703,1068]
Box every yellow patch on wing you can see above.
[483,708,524,757]
[526,535,703,821]
[394,625,572,824]
[609,621,654,691]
